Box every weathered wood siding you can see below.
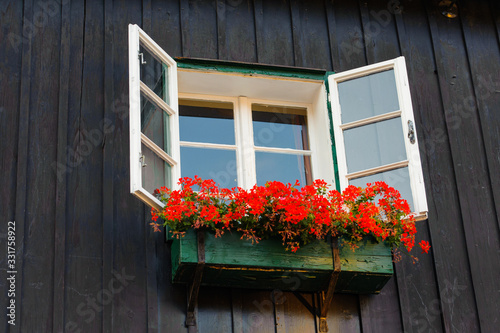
[0,0,499,332]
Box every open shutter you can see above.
[328,57,428,219]
[129,24,180,210]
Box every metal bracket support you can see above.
[186,231,205,333]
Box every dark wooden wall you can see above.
[1,0,499,332]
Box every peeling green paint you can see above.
[176,57,327,81]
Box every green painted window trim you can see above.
[324,71,341,192]
[176,57,341,191]
[176,57,327,81]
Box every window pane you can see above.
[140,44,169,104]
[344,117,406,173]
[252,104,309,150]
[255,152,312,187]
[179,100,235,145]
[338,69,399,124]
[142,144,171,194]
[141,94,170,154]
[181,147,237,188]
[349,167,414,211]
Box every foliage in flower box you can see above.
[151,176,430,257]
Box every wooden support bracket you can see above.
[318,238,341,332]
[186,231,205,332]
[291,238,341,333]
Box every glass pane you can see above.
[349,167,414,211]
[252,104,309,150]
[179,100,235,145]
[141,94,170,154]
[181,147,237,188]
[255,152,312,187]
[140,44,169,104]
[142,144,171,194]
[338,69,399,124]
[344,117,406,173]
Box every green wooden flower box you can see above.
[169,230,393,294]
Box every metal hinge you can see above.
[140,154,147,167]
[138,52,146,65]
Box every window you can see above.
[129,24,427,219]
[128,24,180,209]
[328,58,428,219]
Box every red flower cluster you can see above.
[151,176,430,257]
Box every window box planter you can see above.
[169,229,393,294]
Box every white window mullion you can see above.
[254,146,312,155]
[340,110,402,131]
[180,141,237,151]
[346,160,409,181]
[237,96,256,189]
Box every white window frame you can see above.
[328,57,428,219]
[178,94,319,190]
[129,24,180,210]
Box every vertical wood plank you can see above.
[198,287,233,333]
[290,0,332,70]
[490,0,500,45]
[149,0,182,56]
[231,289,243,333]
[459,0,500,329]
[323,294,361,333]
[358,0,400,64]
[141,1,158,330]
[426,1,500,331]
[52,0,71,331]
[235,289,276,333]
[395,1,480,332]
[276,292,317,333]
[356,3,404,330]
[14,0,34,330]
[19,0,61,329]
[216,0,227,60]
[359,277,403,333]
[180,0,218,59]
[217,0,257,62]
[252,0,294,66]
[159,243,188,332]
[0,0,22,223]
[461,0,500,229]
[180,0,190,57]
[148,1,187,330]
[64,1,107,332]
[0,1,23,331]
[111,1,149,332]
[392,2,446,332]
[102,0,115,331]
[325,0,367,71]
